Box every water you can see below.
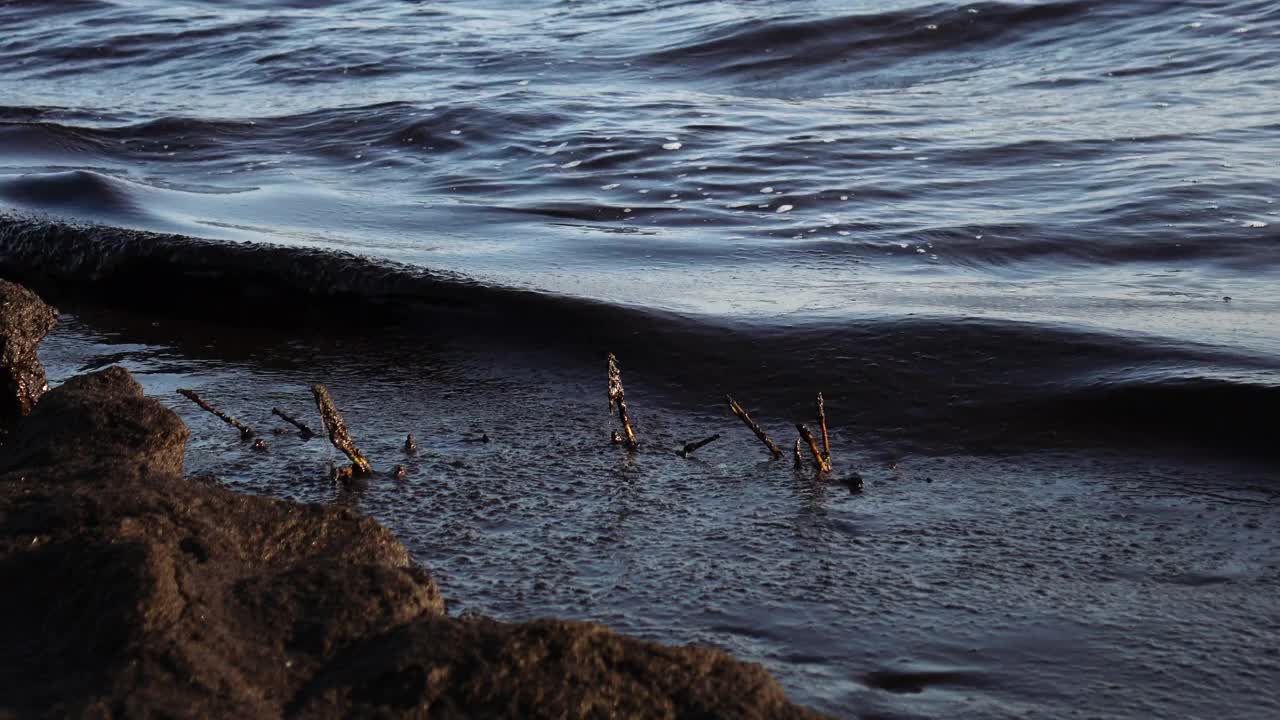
[4,1,1280,717]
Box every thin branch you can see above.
[177,389,254,440]
[797,424,831,473]
[607,353,638,449]
[726,395,782,459]
[816,392,831,462]
[271,407,317,439]
[678,433,721,458]
[311,384,372,476]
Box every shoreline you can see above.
[10,279,1280,718]
[6,212,1276,463]
[0,280,824,718]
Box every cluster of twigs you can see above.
[606,354,848,482]
[176,351,858,490]
[177,382,380,483]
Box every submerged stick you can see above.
[311,384,372,476]
[797,424,832,473]
[793,438,803,469]
[606,353,638,449]
[272,407,317,439]
[726,395,783,459]
[816,392,831,462]
[177,389,254,440]
[678,433,721,458]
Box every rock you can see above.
[0,278,57,430]
[0,368,444,718]
[291,616,826,720]
[0,305,825,718]
[0,365,188,477]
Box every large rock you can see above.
[0,366,188,476]
[0,368,445,718]
[0,279,57,430]
[0,286,825,719]
[292,616,823,719]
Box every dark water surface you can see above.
[5,0,1280,717]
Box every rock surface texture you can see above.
[0,283,825,719]
[0,278,57,430]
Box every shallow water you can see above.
[5,0,1280,717]
[39,307,1280,719]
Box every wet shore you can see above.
[16,280,1280,719]
[0,280,824,719]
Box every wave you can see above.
[640,1,1096,90]
[1,213,1274,461]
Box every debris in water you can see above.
[177,388,255,440]
[311,384,372,477]
[797,424,831,473]
[252,438,268,452]
[726,395,783,459]
[607,353,639,449]
[678,433,721,458]
[404,433,418,454]
[392,464,407,481]
[793,438,803,469]
[271,407,317,439]
[816,392,831,463]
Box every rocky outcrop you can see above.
[0,279,57,430]
[0,284,824,719]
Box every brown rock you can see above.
[0,278,57,430]
[0,365,189,477]
[292,616,826,720]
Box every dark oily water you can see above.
[5,0,1280,717]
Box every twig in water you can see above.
[793,438,803,469]
[311,384,372,477]
[678,433,721,458]
[797,424,832,473]
[606,353,638,449]
[177,389,255,440]
[816,392,831,463]
[272,407,317,439]
[726,395,782,459]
